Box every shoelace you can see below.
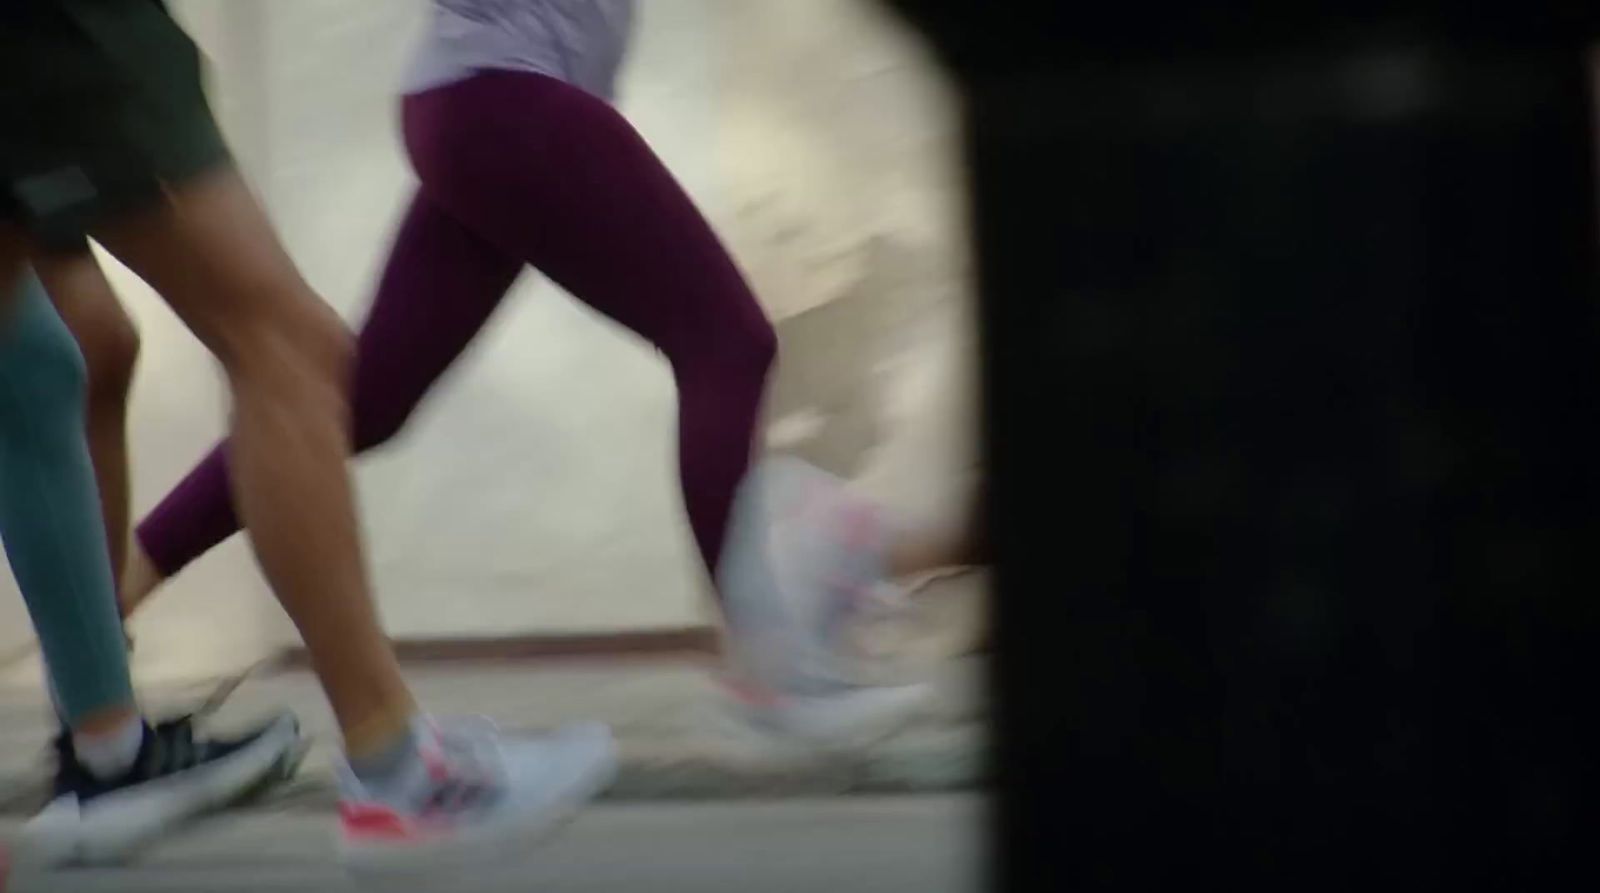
[394,717,508,817]
[429,716,508,789]
[140,658,270,775]
[41,658,267,775]
[336,716,508,809]
[145,716,204,775]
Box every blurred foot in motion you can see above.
[717,458,939,749]
[336,719,616,874]
[20,713,304,867]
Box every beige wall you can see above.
[2,0,976,685]
[709,0,977,517]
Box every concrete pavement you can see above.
[2,796,983,893]
[0,658,986,815]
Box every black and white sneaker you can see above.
[15,711,304,866]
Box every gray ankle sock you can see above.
[348,726,421,791]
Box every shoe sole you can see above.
[716,680,936,754]
[339,728,619,877]
[16,713,303,868]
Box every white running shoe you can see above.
[336,719,617,875]
[16,711,304,867]
[717,457,935,748]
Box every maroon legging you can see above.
[136,70,776,583]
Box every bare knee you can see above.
[217,288,354,399]
[72,303,141,405]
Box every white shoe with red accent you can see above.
[336,719,616,875]
[715,457,935,748]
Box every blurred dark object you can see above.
[887,3,1600,889]
[889,3,1600,70]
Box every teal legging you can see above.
[0,270,134,724]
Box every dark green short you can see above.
[0,0,232,249]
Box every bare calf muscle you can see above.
[91,168,412,752]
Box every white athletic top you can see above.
[404,0,636,100]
